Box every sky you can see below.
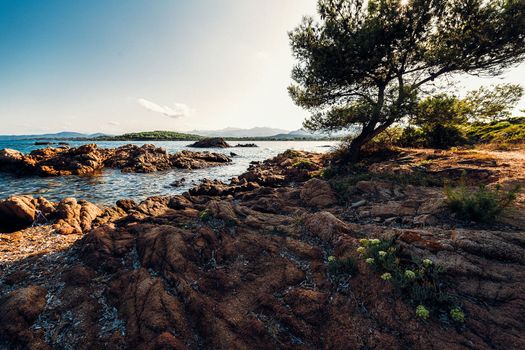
[0,0,524,135]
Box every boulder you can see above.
[0,195,56,231]
[52,198,103,234]
[303,211,350,243]
[234,143,258,148]
[300,178,338,207]
[188,137,231,148]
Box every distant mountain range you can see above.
[0,132,108,140]
[189,126,343,139]
[0,127,347,142]
[189,127,290,138]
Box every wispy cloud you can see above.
[108,120,121,126]
[137,98,193,119]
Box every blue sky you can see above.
[0,0,524,135]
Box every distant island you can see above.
[95,130,340,141]
[0,129,343,142]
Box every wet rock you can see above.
[171,150,231,169]
[104,144,172,173]
[170,178,186,187]
[116,199,137,211]
[234,143,258,148]
[0,144,231,177]
[188,137,231,148]
[0,195,56,231]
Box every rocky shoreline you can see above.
[0,148,524,349]
[0,143,231,176]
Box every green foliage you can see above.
[464,84,524,122]
[416,305,430,320]
[357,238,463,323]
[282,149,303,159]
[445,181,521,223]
[199,209,211,222]
[289,0,525,160]
[465,117,525,144]
[327,255,358,287]
[423,124,467,149]
[415,94,469,127]
[105,130,203,141]
[292,158,318,170]
[398,127,426,148]
[450,308,465,323]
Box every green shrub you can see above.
[398,127,426,147]
[423,124,467,149]
[357,238,463,323]
[199,209,211,222]
[282,149,303,159]
[445,181,520,223]
[292,158,318,170]
[327,255,358,287]
[465,117,525,144]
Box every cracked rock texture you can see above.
[1,148,524,349]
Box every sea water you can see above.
[0,140,337,205]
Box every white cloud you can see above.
[108,120,121,126]
[137,98,193,119]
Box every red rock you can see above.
[300,178,338,207]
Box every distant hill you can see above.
[0,132,108,140]
[100,129,342,141]
[100,130,202,141]
[190,127,290,138]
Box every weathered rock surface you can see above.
[188,137,231,148]
[0,144,231,176]
[1,148,524,349]
[0,195,126,234]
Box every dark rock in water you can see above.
[58,142,70,146]
[234,143,258,148]
[170,178,186,187]
[116,199,137,211]
[34,142,53,146]
[230,152,238,157]
[188,137,231,148]
[105,144,173,173]
[0,144,231,176]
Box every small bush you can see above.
[327,255,358,288]
[445,181,520,223]
[292,158,318,170]
[199,209,211,222]
[424,124,467,149]
[398,127,426,148]
[283,149,303,159]
[357,238,463,323]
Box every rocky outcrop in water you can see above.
[1,148,524,349]
[188,137,231,148]
[0,144,231,176]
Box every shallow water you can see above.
[0,140,337,205]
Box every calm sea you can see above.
[0,140,337,205]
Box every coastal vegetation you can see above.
[289,0,525,161]
[1,0,525,349]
